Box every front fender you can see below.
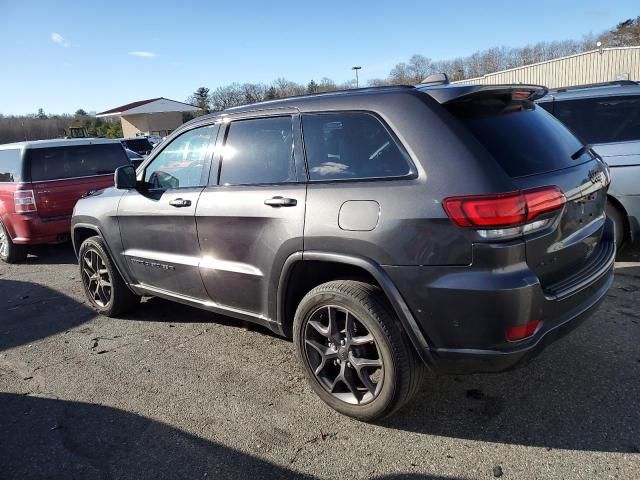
[71,189,131,283]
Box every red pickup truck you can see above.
[0,139,130,263]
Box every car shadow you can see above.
[127,296,283,339]
[617,241,640,262]
[0,393,464,480]
[0,279,95,352]
[23,241,78,265]
[382,264,640,454]
[0,392,310,479]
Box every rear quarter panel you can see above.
[301,91,517,266]
[33,175,116,219]
[0,183,18,235]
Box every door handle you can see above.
[169,198,192,208]
[264,196,297,207]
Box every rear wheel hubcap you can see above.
[303,305,384,405]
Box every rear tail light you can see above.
[506,320,541,341]
[443,186,566,239]
[14,189,37,213]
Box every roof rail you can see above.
[551,80,638,93]
[223,85,416,112]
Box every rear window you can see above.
[448,97,585,177]
[0,149,22,183]
[551,95,640,144]
[122,138,153,155]
[27,144,129,182]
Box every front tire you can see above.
[293,280,424,421]
[0,220,27,264]
[79,236,140,316]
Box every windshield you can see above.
[27,143,129,181]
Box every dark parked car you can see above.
[124,148,145,169]
[121,137,155,156]
[537,80,640,248]
[72,84,614,420]
[0,139,130,263]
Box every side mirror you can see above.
[114,165,137,190]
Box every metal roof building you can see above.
[454,46,640,88]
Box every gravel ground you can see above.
[0,242,638,480]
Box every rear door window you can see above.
[552,95,640,144]
[219,116,296,185]
[27,144,130,182]
[0,149,22,182]
[448,98,586,177]
[302,112,413,181]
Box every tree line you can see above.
[187,17,640,112]
[1,17,638,144]
[0,109,122,144]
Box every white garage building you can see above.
[455,46,640,88]
[96,98,201,138]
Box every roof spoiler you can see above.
[419,84,549,104]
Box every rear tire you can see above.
[79,236,140,316]
[293,280,425,421]
[606,200,626,251]
[0,220,27,264]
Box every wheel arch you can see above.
[72,222,134,289]
[277,251,433,366]
[72,223,101,257]
[606,194,631,243]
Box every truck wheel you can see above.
[79,236,140,316]
[293,280,425,421]
[0,220,27,264]
[605,200,626,251]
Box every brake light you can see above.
[443,192,526,228]
[14,189,37,213]
[443,186,566,238]
[511,91,532,101]
[506,320,541,341]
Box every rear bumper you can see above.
[427,270,612,373]
[384,219,615,374]
[4,213,71,245]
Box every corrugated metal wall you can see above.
[454,47,640,88]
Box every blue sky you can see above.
[0,0,637,114]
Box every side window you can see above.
[145,125,215,189]
[0,149,21,183]
[553,95,640,144]
[302,112,413,181]
[219,116,295,185]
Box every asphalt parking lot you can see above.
[0,243,638,479]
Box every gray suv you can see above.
[537,80,640,248]
[72,84,615,420]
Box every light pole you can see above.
[352,66,362,88]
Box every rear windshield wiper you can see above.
[571,145,592,160]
